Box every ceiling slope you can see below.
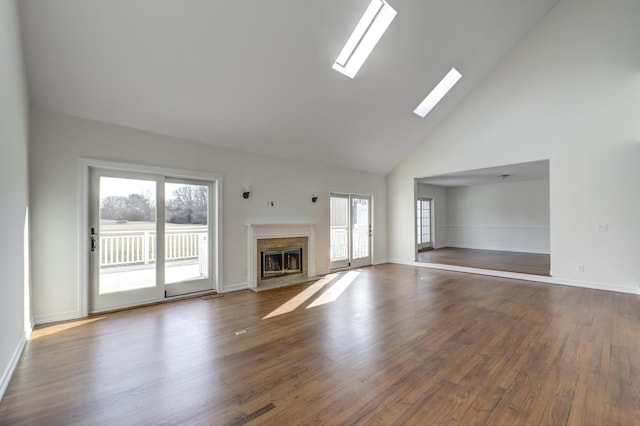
[18,0,558,175]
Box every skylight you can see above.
[332,0,397,79]
[413,67,462,117]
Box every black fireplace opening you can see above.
[262,248,303,279]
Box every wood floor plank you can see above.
[1,264,639,425]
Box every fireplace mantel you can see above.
[247,223,316,289]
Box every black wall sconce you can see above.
[311,194,318,203]
[242,186,251,199]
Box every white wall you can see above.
[416,183,447,248]
[389,0,640,291]
[445,179,550,253]
[0,0,30,399]
[29,108,387,324]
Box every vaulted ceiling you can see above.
[18,0,558,175]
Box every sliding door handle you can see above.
[90,237,96,252]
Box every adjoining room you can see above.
[415,160,550,276]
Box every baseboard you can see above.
[546,277,640,295]
[373,258,388,266]
[445,244,550,254]
[221,282,248,293]
[0,335,27,402]
[388,259,640,295]
[34,310,82,326]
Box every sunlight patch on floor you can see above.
[262,273,339,319]
[307,270,360,309]
[30,317,106,339]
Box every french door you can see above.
[330,194,372,270]
[89,168,214,312]
[416,198,432,251]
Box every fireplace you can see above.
[262,248,302,279]
[247,223,316,291]
[256,237,307,288]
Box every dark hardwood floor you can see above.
[418,247,551,276]
[1,264,639,425]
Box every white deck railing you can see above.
[352,226,369,259]
[330,227,369,261]
[100,231,206,267]
[330,227,348,261]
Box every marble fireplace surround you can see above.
[247,223,316,290]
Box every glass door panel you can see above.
[90,170,163,312]
[164,179,213,297]
[351,196,371,267]
[330,194,350,269]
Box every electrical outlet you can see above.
[576,264,585,272]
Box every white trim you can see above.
[247,223,317,290]
[78,162,89,317]
[78,158,223,317]
[34,310,82,326]
[220,282,247,293]
[214,177,224,294]
[389,259,640,295]
[88,290,217,314]
[372,258,388,265]
[0,336,27,402]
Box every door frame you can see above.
[79,158,223,316]
[329,191,374,270]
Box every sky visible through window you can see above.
[100,177,154,198]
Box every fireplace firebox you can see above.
[261,248,302,279]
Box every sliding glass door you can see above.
[89,168,214,312]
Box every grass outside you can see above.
[100,220,207,233]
